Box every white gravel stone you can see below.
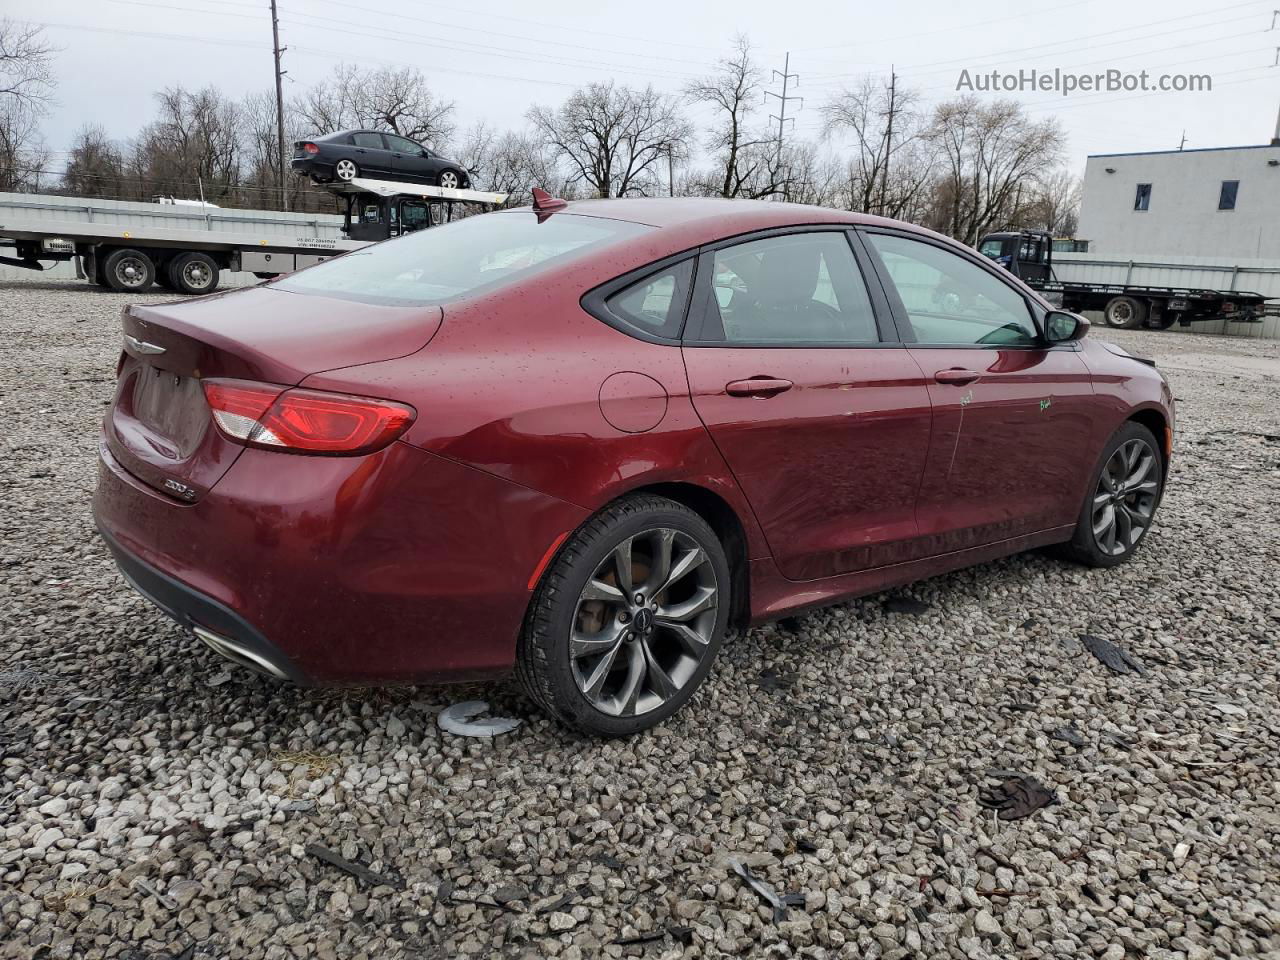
[2,281,1279,959]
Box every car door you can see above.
[861,229,1096,553]
[350,132,392,176]
[386,134,432,182]
[682,228,934,582]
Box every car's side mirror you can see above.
[1044,309,1089,343]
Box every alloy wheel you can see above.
[570,528,719,717]
[1091,438,1159,556]
[439,171,460,189]
[335,159,357,181]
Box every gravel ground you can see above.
[1,279,1278,960]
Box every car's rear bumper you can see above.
[289,157,331,179]
[93,436,588,685]
[99,526,310,684]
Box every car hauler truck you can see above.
[977,229,1278,330]
[0,179,507,295]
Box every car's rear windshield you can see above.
[273,211,654,306]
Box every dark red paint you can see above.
[93,198,1174,685]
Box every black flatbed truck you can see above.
[977,230,1277,330]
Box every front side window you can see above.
[695,232,880,344]
[1219,180,1239,210]
[386,135,421,153]
[866,233,1037,346]
[352,132,385,149]
[1134,183,1152,211]
[605,261,694,339]
[274,211,652,306]
[978,238,1006,259]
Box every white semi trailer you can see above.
[0,179,507,295]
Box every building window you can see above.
[1219,180,1239,211]
[1134,183,1152,211]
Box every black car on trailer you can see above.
[291,130,471,189]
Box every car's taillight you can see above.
[202,379,415,456]
[303,142,319,155]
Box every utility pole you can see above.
[667,145,675,197]
[270,0,288,211]
[765,53,802,199]
[881,67,896,217]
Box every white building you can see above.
[1075,140,1280,261]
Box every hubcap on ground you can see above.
[570,528,718,717]
[1091,438,1158,556]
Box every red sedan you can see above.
[93,196,1174,736]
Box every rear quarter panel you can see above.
[300,248,771,559]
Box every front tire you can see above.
[517,495,730,737]
[437,169,463,189]
[1061,421,1163,567]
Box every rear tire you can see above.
[103,248,155,292]
[1060,421,1163,568]
[167,252,220,295]
[334,159,359,182]
[517,494,730,737]
[1103,296,1148,329]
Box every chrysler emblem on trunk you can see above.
[125,334,166,355]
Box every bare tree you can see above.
[823,74,936,218]
[925,96,1065,244]
[0,20,55,192]
[684,35,780,198]
[62,125,126,198]
[457,121,563,206]
[1024,167,1081,236]
[0,20,55,110]
[130,86,242,201]
[295,64,454,148]
[529,81,691,198]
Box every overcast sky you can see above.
[12,0,1280,174]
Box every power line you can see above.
[766,52,802,197]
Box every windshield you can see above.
[275,211,653,306]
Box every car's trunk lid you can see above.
[104,286,441,502]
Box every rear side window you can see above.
[273,211,653,306]
[604,261,694,339]
[694,232,880,345]
[352,132,384,148]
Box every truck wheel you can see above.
[168,252,220,295]
[1103,296,1148,329]
[103,248,155,292]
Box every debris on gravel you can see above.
[1080,633,1147,675]
[2,280,1279,958]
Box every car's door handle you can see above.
[726,377,794,397]
[933,368,980,385]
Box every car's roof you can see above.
[540,197,949,250]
